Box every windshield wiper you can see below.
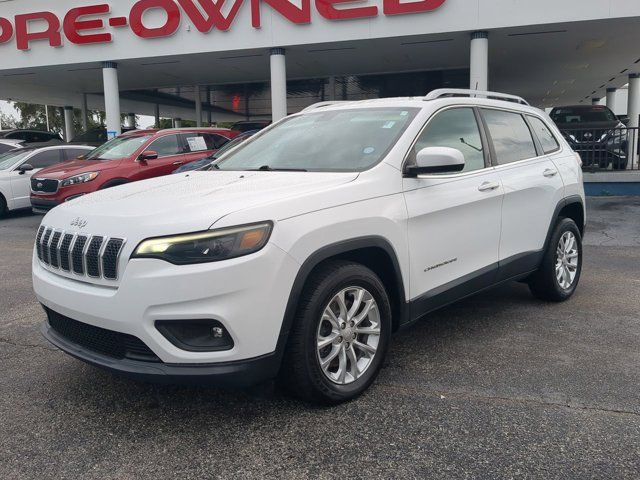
[253,165,308,172]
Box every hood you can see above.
[43,170,359,239]
[36,158,123,179]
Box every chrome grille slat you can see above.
[41,228,53,265]
[49,231,62,269]
[38,225,125,282]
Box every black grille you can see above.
[103,239,124,280]
[59,234,74,271]
[49,232,62,268]
[31,178,59,193]
[41,228,53,264]
[35,226,45,261]
[86,236,104,277]
[72,236,88,274]
[47,309,160,363]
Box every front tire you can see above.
[279,261,392,404]
[529,218,583,302]
[0,195,6,218]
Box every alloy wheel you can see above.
[555,231,579,289]
[316,286,381,385]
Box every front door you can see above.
[403,107,503,313]
[131,133,186,180]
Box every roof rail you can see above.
[425,89,529,106]
[301,101,354,112]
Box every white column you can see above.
[63,106,75,142]
[270,48,287,121]
[194,85,202,127]
[81,93,89,131]
[328,76,336,101]
[207,87,213,125]
[102,62,121,139]
[127,113,136,128]
[470,31,489,91]
[174,118,182,128]
[606,88,617,113]
[592,98,602,105]
[628,73,640,168]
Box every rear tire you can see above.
[0,195,7,218]
[278,261,392,405]
[529,218,583,302]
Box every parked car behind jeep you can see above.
[31,128,239,213]
[550,105,628,170]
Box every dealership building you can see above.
[0,0,639,141]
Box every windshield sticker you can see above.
[382,121,396,129]
[363,147,376,155]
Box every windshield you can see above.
[85,135,152,161]
[551,107,617,124]
[0,149,32,170]
[216,108,418,172]
[212,131,256,159]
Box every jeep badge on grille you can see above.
[70,217,88,229]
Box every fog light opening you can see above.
[156,319,234,352]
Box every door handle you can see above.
[173,161,184,166]
[478,181,500,192]
[543,168,558,178]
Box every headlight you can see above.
[132,222,273,265]
[61,172,99,187]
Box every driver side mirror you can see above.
[138,150,158,162]
[405,147,465,176]
[17,163,34,175]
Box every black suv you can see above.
[550,105,628,170]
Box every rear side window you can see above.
[528,116,560,154]
[29,150,62,168]
[482,109,537,165]
[411,107,486,173]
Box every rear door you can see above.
[480,108,565,279]
[403,106,504,309]
[130,133,186,180]
[10,149,62,209]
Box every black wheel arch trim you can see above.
[544,195,585,253]
[274,236,408,367]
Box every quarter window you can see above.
[528,116,560,154]
[411,108,486,173]
[482,109,537,165]
[147,134,183,158]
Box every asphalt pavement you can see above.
[0,197,639,479]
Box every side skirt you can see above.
[404,250,543,326]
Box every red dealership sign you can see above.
[0,0,446,51]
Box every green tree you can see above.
[0,112,18,130]
[11,102,106,134]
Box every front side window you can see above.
[29,150,62,168]
[216,108,418,172]
[85,135,152,161]
[482,109,537,165]
[0,149,33,170]
[528,116,560,154]
[410,108,486,173]
[148,134,183,157]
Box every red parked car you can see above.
[30,128,239,213]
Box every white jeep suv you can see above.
[33,90,585,404]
